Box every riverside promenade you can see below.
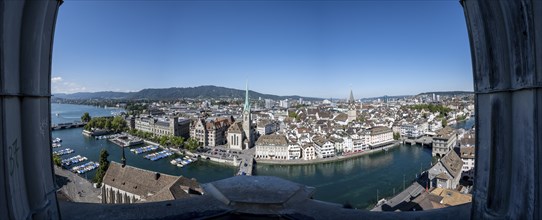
[237,148,255,175]
[54,166,100,203]
[256,141,401,165]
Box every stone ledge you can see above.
[59,176,471,220]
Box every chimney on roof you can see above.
[155,172,160,180]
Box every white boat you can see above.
[52,137,62,143]
[177,164,183,167]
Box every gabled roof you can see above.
[441,150,463,178]
[410,192,445,210]
[103,162,178,198]
[317,111,331,119]
[312,136,330,146]
[333,113,348,122]
[460,146,475,159]
[256,134,288,146]
[435,127,456,139]
[459,134,476,147]
[146,176,201,202]
[436,172,450,180]
[227,122,244,134]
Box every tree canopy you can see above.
[84,116,127,132]
[81,112,91,122]
[93,149,110,188]
[442,118,448,127]
[408,104,452,116]
[393,132,401,140]
[127,129,185,148]
[185,138,200,152]
[52,154,61,166]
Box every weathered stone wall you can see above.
[462,0,541,219]
[0,0,61,219]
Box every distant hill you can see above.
[53,91,131,99]
[53,85,322,101]
[416,91,474,97]
[359,95,412,102]
[353,91,473,101]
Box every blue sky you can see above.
[52,0,472,99]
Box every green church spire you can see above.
[243,81,250,112]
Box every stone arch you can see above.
[1,0,541,219]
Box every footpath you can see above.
[54,166,101,203]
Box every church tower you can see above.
[242,82,253,148]
[347,89,357,123]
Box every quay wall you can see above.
[256,141,401,165]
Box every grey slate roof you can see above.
[255,134,288,146]
[103,162,201,202]
[441,150,463,178]
[227,121,243,134]
[460,146,475,159]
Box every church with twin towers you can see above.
[227,83,256,150]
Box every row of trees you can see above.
[126,129,201,151]
[83,115,128,133]
[407,104,452,116]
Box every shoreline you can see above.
[256,141,402,165]
[109,133,406,168]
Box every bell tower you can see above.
[242,82,253,148]
[347,89,357,123]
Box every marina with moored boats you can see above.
[170,156,198,168]
[131,145,159,154]
[53,148,74,156]
[144,149,174,161]
[61,155,88,166]
[71,161,100,174]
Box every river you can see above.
[51,103,468,209]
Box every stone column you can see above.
[462,0,542,219]
[116,190,121,204]
[101,186,106,204]
[110,188,115,204]
[124,193,129,204]
[0,1,61,219]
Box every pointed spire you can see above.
[349,89,355,103]
[243,81,250,112]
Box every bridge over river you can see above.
[51,122,87,130]
[403,136,433,147]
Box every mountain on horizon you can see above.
[52,85,322,101]
[416,91,474,97]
